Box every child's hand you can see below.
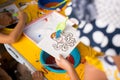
[17,11,28,23]
[55,55,73,71]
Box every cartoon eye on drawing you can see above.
[51,31,76,52]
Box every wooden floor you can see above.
[0,44,18,80]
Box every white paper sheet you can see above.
[24,11,80,59]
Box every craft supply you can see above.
[56,30,62,38]
[39,48,80,73]
[38,0,66,10]
[45,2,59,8]
[56,17,68,38]
[56,17,68,31]
[43,64,59,68]
[51,0,67,8]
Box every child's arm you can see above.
[66,65,80,80]
[84,62,107,80]
[0,11,27,43]
[55,55,80,80]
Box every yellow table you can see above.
[5,0,103,80]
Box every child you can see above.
[0,11,27,43]
[84,55,120,80]
[0,10,30,80]
[55,54,120,80]
[28,52,120,80]
[55,55,80,80]
[32,55,80,80]
[1,53,120,80]
[31,55,80,80]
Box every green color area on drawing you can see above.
[56,17,68,32]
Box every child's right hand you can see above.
[55,55,73,71]
[17,11,28,23]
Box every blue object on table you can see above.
[56,30,62,38]
[38,0,66,10]
[40,48,81,73]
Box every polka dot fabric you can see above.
[65,1,120,55]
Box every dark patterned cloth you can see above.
[65,0,120,55]
[71,0,96,22]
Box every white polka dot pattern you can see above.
[112,34,120,47]
[65,1,120,55]
[92,31,104,44]
[101,36,109,48]
[65,6,72,16]
[105,49,117,56]
[78,21,86,29]
[83,23,93,34]
[80,36,90,46]
[69,18,79,25]
[95,19,107,28]
[106,24,116,33]
[93,46,101,52]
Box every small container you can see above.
[38,0,66,10]
[40,48,81,73]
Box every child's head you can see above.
[0,12,13,27]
